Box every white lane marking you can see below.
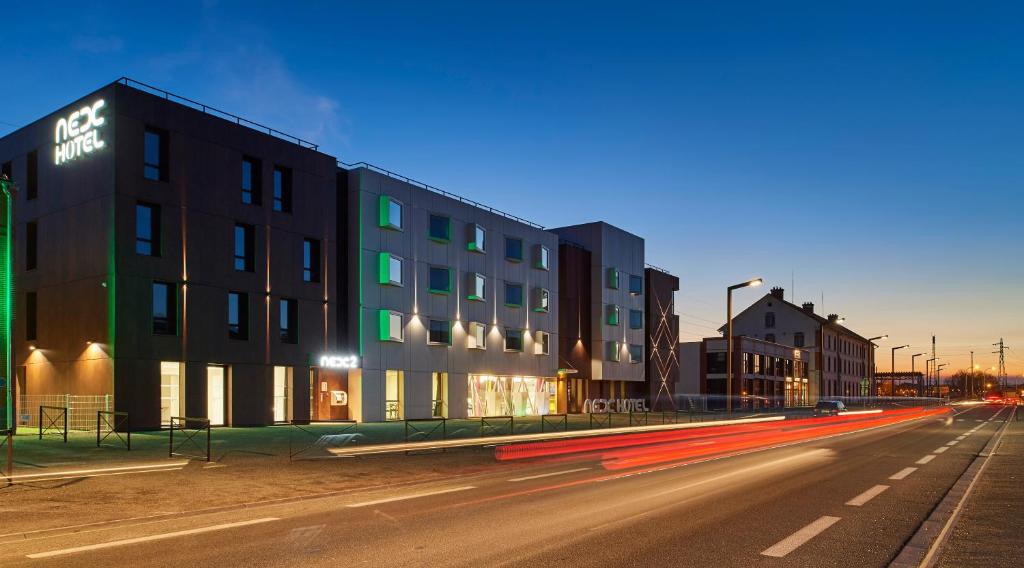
[761,516,842,557]
[946,440,959,446]
[508,467,591,482]
[26,518,279,559]
[956,435,967,440]
[934,447,949,454]
[890,467,918,480]
[975,419,983,422]
[7,466,185,485]
[916,455,936,465]
[346,486,475,508]
[846,485,889,507]
[9,462,189,480]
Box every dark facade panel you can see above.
[645,267,679,411]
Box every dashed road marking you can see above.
[761,516,842,557]
[846,485,889,507]
[346,486,476,508]
[934,447,949,454]
[946,440,959,446]
[890,467,918,480]
[916,455,936,465]
[508,467,591,482]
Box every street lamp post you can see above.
[867,335,887,398]
[926,358,937,398]
[726,277,763,413]
[890,345,909,397]
[937,363,947,398]
[911,353,927,396]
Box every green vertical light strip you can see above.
[0,178,11,430]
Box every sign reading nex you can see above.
[54,99,106,165]
[319,354,360,369]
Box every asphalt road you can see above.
[0,404,1011,568]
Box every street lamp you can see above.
[726,277,763,413]
[867,335,887,397]
[888,345,909,397]
[937,363,947,397]
[911,353,927,396]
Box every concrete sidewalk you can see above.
[937,407,1023,568]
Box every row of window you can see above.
[607,267,644,296]
[378,311,551,354]
[1,154,38,200]
[827,334,866,358]
[133,204,321,282]
[827,356,866,377]
[706,352,808,379]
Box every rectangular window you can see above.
[629,274,643,296]
[467,223,485,252]
[234,223,254,272]
[207,365,226,426]
[607,267,619,289]
[160,362,183,426]
[534,331,550,355]
[794,332,805,347]
[532,288,550,313]
[504,237,523,262]
[303,238,320,282]
[428,214,450,241]
[26,150,38,200]
[629,309,643,330]
[504,282,523,307]
[606,341,621,362]
[228,291,249,340]
[379,253,403,286]
[143,127,167,181]
[428,266,451,294]
[534,244,550,270]
[280,298,298,343]
[26,291,37,341]
[273,367,292,423]
[152,281,176,335]
[468,322,486,350]
[273,166,292,212]
[135,204,159,256]
[606,304,620,326]
[379,310,404,342]
[628,344,643,364]
[378,195,402,229]
[385,370,404,420]
[467,273,486,301]
[428,319,451,345]
[504,328,524,352]
[25,220,38,270]
[241,156,261,205]
[431,372,448,418]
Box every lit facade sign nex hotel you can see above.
[54,99,106,165]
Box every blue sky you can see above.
[3,1,1022,374]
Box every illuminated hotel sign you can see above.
[319,354,360,369]
[54,99,107,165]
[582,398,649,413]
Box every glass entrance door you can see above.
[207,365,226,426]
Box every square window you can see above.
[504,237,523,262]
[467,273,486,301]
[532,288,550,313]
[428,319,451,345]
[379,310,404,342]
[468,322,486,350]
[534,245,550,270]
[428,214,450,241]
[629,309,643,330]
[606,341,621,362]
[273,166,292,212]
[379,253,403,286]
[628,344,643,364]
[467,223,486,252]
[607,267,619,289]
[606,304,620,326]
[428,266,451,294]
[534,331,550,355]
[152,281,176,335]
[629,274,643,295]
[504,282,523,307]
[379,195,403,230]
[504,328,524,352]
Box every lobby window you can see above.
[273,166,292,212]
[379,253,403,286]
[26,150,37,200]
[606,304,620,326]
[432,372,448,418]
[534,245,550,270]
[280,298,298,344]
[628,344,643,364]
[385,370,404,421]
[504,237,523,262]
[152,281,176,335]
[379,310,404,342]
[534,331,550,355]
[532,288,550,313]
[504,328,524,352]
[428,319,451,346]
[794,332,805,347]
[765,312,776,328]
[504,282,523,307]
[228,291,249,340]
[26,291,37,341]
[234,223,254,272]
[241,156,261,205]
[468,322,486,350]
[607,267,619,289]
[143,127,168,181]
[606,341,621,362]
[629,274,643,296]
[428,214,450,242]
[467,223,485,252]
[467,273,486,301]
[303,238,320,282]
[25,220,38,270]
[428,266,451,294]
[379,195,402,230]
[629,309,643,330]
[135,203,160,256]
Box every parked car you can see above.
[813,400,847,416]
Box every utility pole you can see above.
[993,339,1009,391]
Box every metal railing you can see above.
[96,411,130,450]
[404,418,447,444]
[339,161,544,229]
[169,416,211,462]
[288,420,358,461]
[38,406,68,442]
[589,412,612,429]
[19,395,111,430]
[540,413,568,433]
[480,416,515,437]
[116,77,319,150]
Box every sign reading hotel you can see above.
[582,398,650,413]
[54,99,107,165]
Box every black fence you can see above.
[288,420,359,461]
[589,412,612,429]
[169,416,211,462]
[480,416,515,437]
[38,406,68,442]
[405,418,447,443]
[96,411,130,450]
[540,413,568,433]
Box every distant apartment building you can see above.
[679,336,810,409]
